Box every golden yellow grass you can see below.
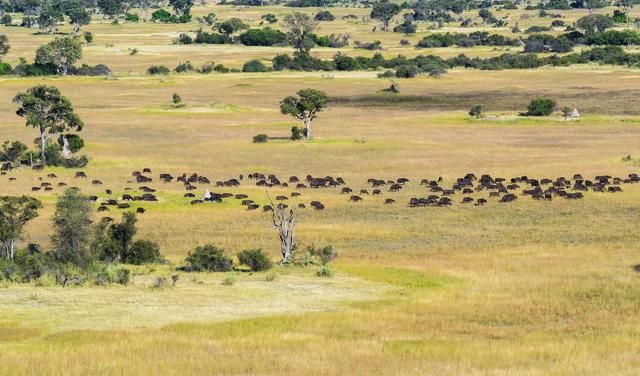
[1,10,640,374]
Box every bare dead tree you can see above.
[266,190,297,264]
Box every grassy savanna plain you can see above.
[1,4,640,375]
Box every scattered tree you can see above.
[34,37,82,75]
[51,188,93,265]
[370,0,401,31]
[14,85,84,165]
[0,196,42,260]
[280,89,329,139]
[283,12,317,53]
[577,14,614,34]
[66,8,91,34]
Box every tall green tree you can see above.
[0,196,42,260]
[38,7,64,33]
[169,0,193,16]
[34,36,82,75]
[66,7,91,34]
[577,14,614,33]
[14,85,84,165]
[283,12,317,54]
[280,89,329,140]
[370,0,401,31]
[51,188,93,265]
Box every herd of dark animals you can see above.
[2,167,640,220]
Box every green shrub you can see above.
[395,65,419,78]
[237,249,273,271]
[239,28,286,46]
[115,268,130,285]
[125,13,140,22]
[183,244,233,272]
[0,62,12,75]
[261,13,277,23]
[147,65,170,75]
[0,14,12,24]
[176,33,193,44]
[253,134,269,143]
[123,240,162,265]
[316,265,334,278]
[469,105,483,118]
[243,59,269,72]
[314,10,335,21]
[194,31,232,44]
[290,126,303,140]
[525,98,556,116]
[265,271,277,281]
[174,61,193,73]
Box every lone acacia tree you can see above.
[267,191,297,264]
[14,85,84,165]
[280,89,328,140]
[370,0,401,31]
[0,196,42,260]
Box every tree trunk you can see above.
[304,118,312,139]
[39,129,47,165]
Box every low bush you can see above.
[174,61,194,73]
[314,10,335,21]
[242,59,269,72]
[183,244,233,272]
[525,98,557,116]
[237,249,273,271]
[253,134,269,143]
[239,28,286,46]
[316,265,334,277]
[123,240,162,265]
[147,65,170,75]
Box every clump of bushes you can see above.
[524,98,557,116]
[314,11,335,22]
[237,249,273,271]
[253,134,269,143]
[469,104,483,118]
[242,59,269,72]
[174,61,194,73]
[239,28,287,46]
[182,244,233,272]
[147,65,170,75]
[290,126,304,140]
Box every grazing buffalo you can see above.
[75,171,87,178]
[136,207,146,214]
[310,201,325,210]
[384,198,395,204]
[500,194,517,203]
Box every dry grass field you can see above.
[1,3,640,375]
